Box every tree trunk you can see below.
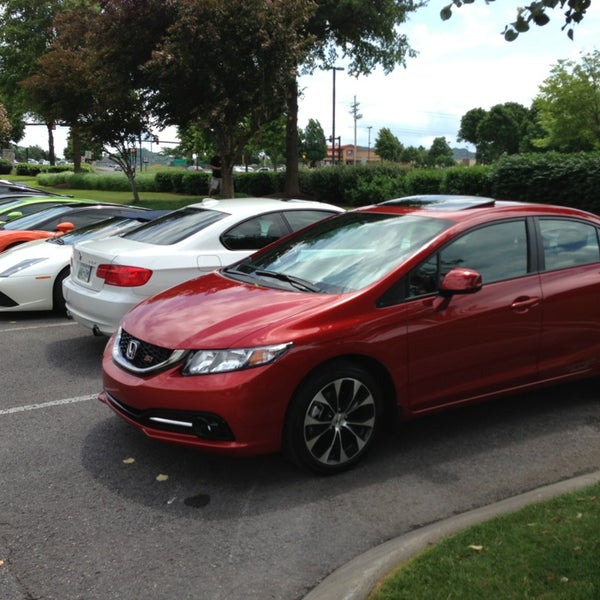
[284,75,300,197]
[72,126,82,173]
[46,123,55,165]
[126,168,140,203]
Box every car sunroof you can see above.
[379,196,496,211]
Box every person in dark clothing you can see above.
[208,155,222,196]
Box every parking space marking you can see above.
[0,394,97,416]
[0,321,79,333]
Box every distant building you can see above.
[325,144,381,166]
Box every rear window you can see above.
[122,207,226,245]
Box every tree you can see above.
[400,145,428,166]
[299,118,327,166]
[533,50,600,152]
[458,103,536,163]
[144,0,316,198]
[249,116,288,170]
[0,102,11,148]
[441,0,592,41]
[281,0,425,195]
[374,127,404,162]
[22,1,173,198]
[0,0,89,162]
[427,137,455,167]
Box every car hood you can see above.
[0,238,67,265]
[120,271,347,349]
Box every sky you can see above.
[19,0,600,157]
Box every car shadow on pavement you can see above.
[80,377,600,521]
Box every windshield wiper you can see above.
[255,269,320,293]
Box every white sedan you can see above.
[63,197,343,336]
[0,210,165,314]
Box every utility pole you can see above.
[349,96,362,165]
[331,67,344,164]
[367,126,373,162]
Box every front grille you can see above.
[118,329,173,369]
[113,328,187,374]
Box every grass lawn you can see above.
[6,175,205,210]
[371,481,600,599]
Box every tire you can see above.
[284,361,382,475]
[52,267,70,314]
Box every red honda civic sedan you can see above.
[100,195,600,474]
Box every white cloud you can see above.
[298,0,600,150]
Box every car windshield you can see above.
[2,205,71,230]
[121,206,226,245]
[227,212,452,294]
[47,217,142,246]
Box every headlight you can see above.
[183,342,293,375]
[0,257,48,277]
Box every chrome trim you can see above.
[112,327,188,375]
[149,416,194,429]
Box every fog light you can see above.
[193,415,234,441]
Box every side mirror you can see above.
[55,221,75,234]
[5,211,23,221]
[439,268,482,297]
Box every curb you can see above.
[303,470,600,600]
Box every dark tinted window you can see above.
[221,213,288,251]
[123,207,226,245]
[440,220,528,284]
[396,220,528,305]
[3,205,72,230]
[540,219,600,271]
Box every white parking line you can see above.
[0,394,97,415]
[0,321,79,333]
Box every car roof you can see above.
[0,179,58,196]
[368,194,598,223]
[187,197,343,215]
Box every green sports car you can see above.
[0,196,98,225]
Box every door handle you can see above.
[511,296,540,313]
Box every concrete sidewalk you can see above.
[304,470,600,600]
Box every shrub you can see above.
[404,169,445,195]
[442,165,493,196]
[0,159,12,175]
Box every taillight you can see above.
[96,264,152,287]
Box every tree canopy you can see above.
[458,103,537,163]
[441,0,593,41]
[533,50,600,151]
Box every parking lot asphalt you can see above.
[2,312,600,600]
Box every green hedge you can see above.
[0,159,12,175]
[26,153,600,214]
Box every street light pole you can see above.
[332,67,344,164]
[367,126,372,162]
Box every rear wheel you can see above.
[284,361,382,475]
[52,267,70,314]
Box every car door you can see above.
[402,219,543,412]
[536,218,600,379]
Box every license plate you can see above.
[77,262,92,283]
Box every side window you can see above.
[439,220,528,284]
[283,209,337,232]
[540,219,600,271]
[407,254,438,297]
[221,214,287,251]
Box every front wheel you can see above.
[284,361,382,475]
[52,267,70,314]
